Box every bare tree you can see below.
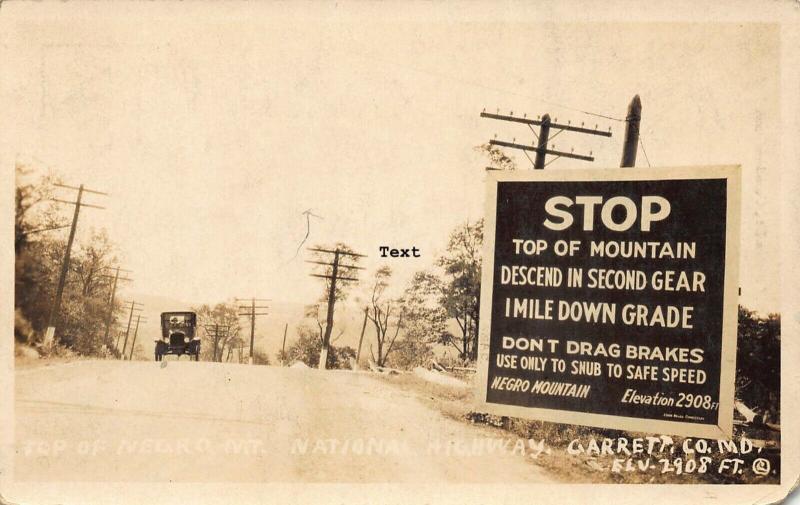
[366,266,403,367]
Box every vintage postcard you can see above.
[1,2,797,504]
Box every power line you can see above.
[100,266,133,349]
[639,136,652,168]
[204,324,232,362]
[120,300,143,359]
[347,48,626,122]
[482,111,610,169]
[128,314,148,361]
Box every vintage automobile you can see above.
[155,311,201,361]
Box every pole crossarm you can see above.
[310,273,359,282]
[54,183,109,196]
[235,297,270,364]
[101,266,132,273]
[307,246,365,369]
[23,224,71,235]
[51,198,106,209]
[100,275,133,282]
[488,139,594,162]
[307,247,367,258]
[480,111,612,137]
[304,260,365,270]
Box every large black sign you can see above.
[477,167,740,438]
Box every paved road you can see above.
[15,360,553,483]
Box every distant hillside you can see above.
[115,292,196,358]
[121,293,373,362]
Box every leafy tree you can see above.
[303,303,345,347]
[15,163,66,341]
[307,242,361,367]
[193,303,242,362]
[475,143,517,171]
[14,162,64,254]
[40,229,121,354]
[387,271,446,369]
[736,306,780,423]
[286,323,354,369]
[15,163,125,355]
[224,336,246,362]
[252,348,271,366]
[436,219,483,361]
[276,347,290,365]
[387,338,433,370]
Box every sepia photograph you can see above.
[1,2,798,504]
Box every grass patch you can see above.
[375,371,780,484]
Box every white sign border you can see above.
[475,165,741,439]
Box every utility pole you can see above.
[480,109,612,169]
[213,324,220,362]
[620,95,642,168]
[533,114,551,169]
[100,266,132,347]
[44,183,107,344]
[120,300,143,358]
[307,247,366,370]
[127,314,147,361]
[280,323,288,366]
[355,306,369,369]
[236,297,270,364]
[204,324,231,362]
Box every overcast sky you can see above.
[3,5,781,313]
